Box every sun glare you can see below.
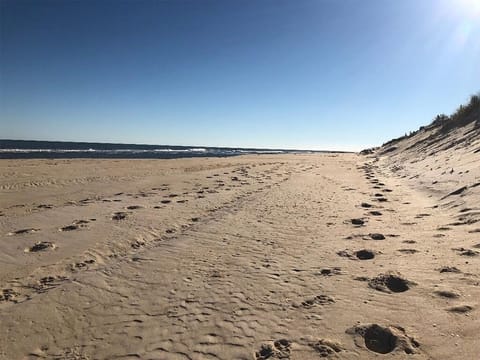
[443,0,480,49]
[455,0,480,18]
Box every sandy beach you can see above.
[1,153,478,359]
[2,0,478,358]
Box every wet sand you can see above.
[0,154,478,359]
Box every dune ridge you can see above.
[372,93,480,228]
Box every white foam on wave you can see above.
[0,148,211,153]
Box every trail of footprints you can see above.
[360,162,477,292]
[0,162,296,307]
[254,161,477,358]
[2,160,477,358]
[314,161,477,356]
[252,162,413,358]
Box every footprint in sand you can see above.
[368,273,414,293]
[60,224,79,231]
[461,249,479,256]
[25,241,56,253]
[346,323,420,354]
[397,249,418,254]
[310,339,344,357]
[37,204,53,209]
[112,212,128,220]
[34,276,69,294]
[438,266,461,273]
[126,205,143,210]
[255,339,291,360]
[415,213,431,219]
[437,226,451,231]
[337,249,375,260]
[131,239,146,249]
[8,228,39,235]
[299,294,335,308]
[71,259,95,271]
[351,218,366,226]
[0,288,20,302]
[369,233,385,240]
[447,305,474,313]
[452,247,479,257]
[355,249,375,260]
[434,290,460,299]
[60,220,90,231]
[317,267,342,276]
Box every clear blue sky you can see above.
[1,0,479,150]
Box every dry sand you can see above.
[0,153,478,359]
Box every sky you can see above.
[1,0,479,151]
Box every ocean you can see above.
[0,140,313,159]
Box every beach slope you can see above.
[0,153,478,359]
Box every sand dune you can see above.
[0,148,479,359]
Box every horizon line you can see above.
[0,138,359,153]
